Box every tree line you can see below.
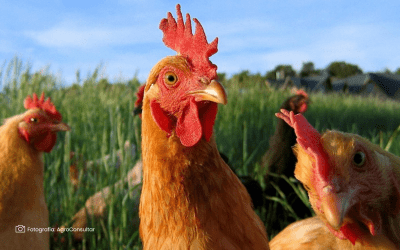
[218,61,400,88]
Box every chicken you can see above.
[261,89,309,176]
[0,93,70,250]
[139,4,269,250]
[270,216,397,250]
[271,109,400,249]
[133,85,264,210]
[261,90,311,231]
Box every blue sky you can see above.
[0,0,399,85]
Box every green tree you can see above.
[299,61,321,77]
[327,61,363,79]
[395,68,400,75]
[217,72,227,83]
[265,65,296,80]
[228,70,265,88]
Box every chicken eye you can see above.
[353,151,366,167]
[164,72,178,85]
[30,117,38,123]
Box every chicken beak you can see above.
[50,122,71,132]
[188,80,228,105]
[321,185,356,230]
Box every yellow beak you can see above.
[320,185,357,230]
[188,80,228,105]
[50,122,71,132]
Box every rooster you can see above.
[261,90,311,231]
[139,4,269,249]
[0,93,70,250]
[270,109,400,249]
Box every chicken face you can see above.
[144,4,227,147]
[290,90,309,114]
[297,131,398,244]
[147,56,226,147]
[18,93,70,152]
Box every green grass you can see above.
[1,57,400,248]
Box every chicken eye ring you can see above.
[353,151,366,167]
[164,72,178,85]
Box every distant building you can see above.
[331,73,400,100]
[266,71,400,101]
[266,73,331,93]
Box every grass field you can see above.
[1,58,400,249]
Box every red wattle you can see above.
[34,133,57,152]
[340,223,362,245]
[176,99,202,147]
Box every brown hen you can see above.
[139,4,269,250]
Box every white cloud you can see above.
[24,20,159,49]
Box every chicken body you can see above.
[261,90,309,178]
[139,5,269,250]
[274,110,400,249]
[270,216,397,250]
[0,93,69,250]
[141,111,268,249]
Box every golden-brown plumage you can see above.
[273,110,400,249]
[0,94,70,250]
[270,216,397,250]
[140,63,269,250]
[139,5,269,249]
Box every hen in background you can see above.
[261,90,312,231]
[0,93,70,250]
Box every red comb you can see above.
[24,92,62,121]
[159,4,218,79]
[296,89,308,99]
[135,85,145,108]
[275,109,330,186]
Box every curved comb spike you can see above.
[39,92,45,103]
[24,92,62,122]
[160,4,218,79]
[275,109,330,181]
[184,13,192,37]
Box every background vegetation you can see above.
[1,57,400,249]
